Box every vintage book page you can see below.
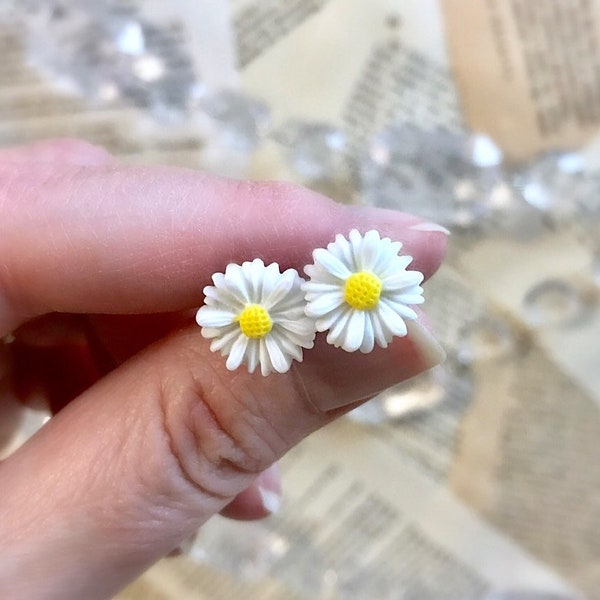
[0,1,597,598]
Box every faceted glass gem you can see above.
[522,279,584,328]
[22,0,199,120]
[200,90,271,153]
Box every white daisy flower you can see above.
[303,229,424,353]
[196,259,316,376]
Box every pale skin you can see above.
[0,139,447,599]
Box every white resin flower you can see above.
[196,259,316,376]
[303,229,424,353]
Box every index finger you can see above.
[0,163,447,334]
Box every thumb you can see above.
[0,318,444,599]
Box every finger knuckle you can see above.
[155,357,282,500]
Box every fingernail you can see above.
[408,222,451,235]
[406,320,446,369]
[256,463,281,514]
[301,321,446,411]
[258,487,282,514]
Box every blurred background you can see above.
[0,1,599,599]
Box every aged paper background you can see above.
[0,1,598,598]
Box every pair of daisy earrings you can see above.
[196,229,425,376]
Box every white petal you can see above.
[394,284,423,295]
[301,281,341,295]
[265,335,293,373]
[382,269,424,291]
[274,315,316,348]
[203,285,244,311]
[315,305,347,332]
[360,316,375,353]
[313,248,351,279]
[370,312,390,348]
[342,310,366,352]
[377,254,412,278]
[204,272,224,294]
[200,327,221,339]
[378,302,408,337]
[271,296,304,317]
[348,228,363,246]
[262,268,296,307]
[246,340,260,373]
[226,335,248,370]
[259,339,273,376]
[275,333,304,362]
[390,284,424,305]
[379,298,418,321]
[253,258,269,299]
[395,294,425,305]
[369,245,398,276]
[303,266,344,287]
[389,240,403,255]
[202,285,218,306]
[305,291,345,318]
[221,264,241,281]
[241,260,260,300]
[303,263,319,280]
[277,327,315,349]
[348,229,364,271]
[210,326,242,353]
[272,306,307,323]
[259,262,282,302]
[357,230,381,271]
[222,265,251,303]
[326,309,353,348]
[196,307,236,327]
[327,233,354,266]
[275,317,316,338]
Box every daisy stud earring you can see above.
[303,229,425,353]
[196,259,316,376]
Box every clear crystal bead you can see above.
[512,151,596,220]
[185,517,289,581]
[348,365,454,425]
[457,314,517,365]
[360,123,503,227]
[361,124,445,222]
[0,394,51,461]
[184,516,331,596]
[274,120,348,181]
[484,181,547,240]
[23,0,199,120]
[466,133,504,168]
[200,89,271,153]
[522,279,585,328]
[576,174,600,216]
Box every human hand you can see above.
[0,140,447,599]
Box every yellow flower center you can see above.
[344,271,382,310]
[237,304,273,338]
